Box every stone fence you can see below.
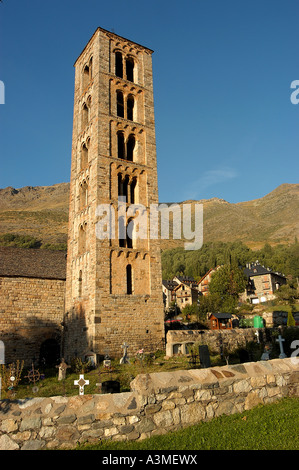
[0,358,298,450]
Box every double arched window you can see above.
[115,51,136,83]
[116,91,135,121]
[117,132,135,161]
[118,174,137,204]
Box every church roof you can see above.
[0,246,67,280]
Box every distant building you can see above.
[173,281,199,310]
[162,280,178,309]
[197,266,221,296]
[241,261,287,304]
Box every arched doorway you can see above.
[39,338,60,367]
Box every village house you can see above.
[162,276,199,311]
[162,279,178,309]
[197,266,221,296]
[241,261,287,304]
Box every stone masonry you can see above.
[64,27,165,361]
[0,358,298,450]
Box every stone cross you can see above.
[74,374,89,395]
[56,358,71,381]
[120,342,130,364]
[276,335,287,359]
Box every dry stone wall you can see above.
[0,358,298,450]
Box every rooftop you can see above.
[0,247,67,280]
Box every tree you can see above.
[209,263,247,298]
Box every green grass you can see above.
[76,397,299,450]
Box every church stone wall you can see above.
[0,276,64,366]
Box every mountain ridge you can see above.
[0,182,298,250]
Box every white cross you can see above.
[276,335,287,359]
[74,374,89,395]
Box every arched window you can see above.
[78,223,87,254]
[126,134,135,161]
[115,52,123,78]
[83,65,90,89]
[116,91,124,118]
[79,180,88,209]
[127,95,134,121]
[118,215,126,247]
[126,264,133,294]
[126,218,134,249]
[81,143,88,170]
[126,57,134,82]
[130,177,137,204]
[82,103,89,130]
[117,132,125,159]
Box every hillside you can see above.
[0,182,298,249]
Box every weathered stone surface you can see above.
[0,419,18,433]
[19,416,41,432]
[56,414,77,425]
[0,434,20,450]
[21,439,45,450]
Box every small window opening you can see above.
[130,177,137,204]
[82,103,89,130]
[81,143,88,169]
[127,95,134,121]
[83,65,90,89]
[117,132,125,159]
[126,264,133,294]
[79,180,88,209]
[116,91,124,118]
[118,215,126,247]
[126,218,134,249]
[126,134,135,161]
[115,52,123,78]
[78,223,87,254]
[126,58,134,82]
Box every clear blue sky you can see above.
[0,0,298,203]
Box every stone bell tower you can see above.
[64,28,165,360]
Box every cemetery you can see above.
[0,325,299,450]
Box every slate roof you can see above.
[243,262,286,279]
[0,246,67,280]
[162,280,178,291]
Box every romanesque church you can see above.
[0,28,165,366]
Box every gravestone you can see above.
[276,335,287,359]
[56,358,70,381]
[261,344,271,361]
[119,342,130,364]
[0,341,4,365]
[198,345,211,368]
[74,374,89,396]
